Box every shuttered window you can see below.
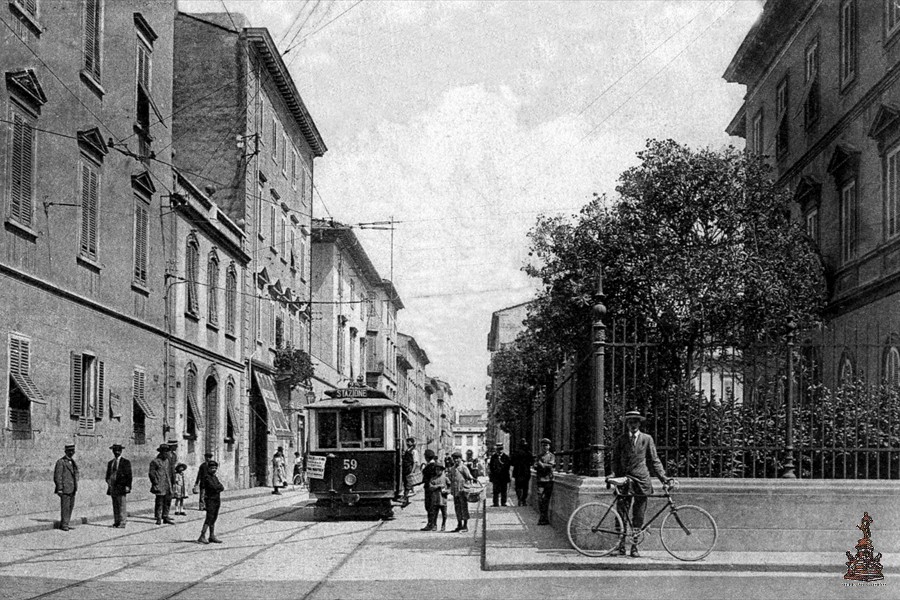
[133,199,149,285]
[208,252,219,325]
[839,0,857,86]
[9,111,35,227]
[70,352,104,426]
[185,365,203,435]
[80,162,100,260]
[225,378,239,439]
[83,0,102,81]
[225,265,237,334]
[841,180,859,264]
[186,236,200,315]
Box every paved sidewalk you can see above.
[0,483,307,536]
[483,503,895,573]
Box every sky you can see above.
[178,0,764,410]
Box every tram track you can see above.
[300,518,387,600]
[20,499,309,600]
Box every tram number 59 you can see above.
[343,459,358,470]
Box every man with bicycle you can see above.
[611,409,671,557]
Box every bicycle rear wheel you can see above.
[567,502,624,557]
[660,505,717,561]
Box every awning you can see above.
[133,390,158,419]
[253,370,291,437]
[226,397,241,436]
[11,370,46,404]
[186,385,205,429]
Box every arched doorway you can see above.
[204,374,218,456]
[249,384,268,487]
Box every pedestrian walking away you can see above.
[197,460,225,544]
[194,453,213,511]
[511,439,533,507]
[149,444,174,525]
[173,463,188,515]
[272,447,287,494]
[535,438,555,525]
[488,442,511,507]
[53,443,78,531]
[105,444,132,528]
[610,410,672,558]
[425,463,449,532]
[448,451,474,532]
[419,449,438,530]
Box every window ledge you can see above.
[9,1,42,36]
[79,70,105,99]
[5,218,38,241]
[77,254,103,272]
[280,257,288,265]
[839,75,857,96]
[206,321,220,332]
[182,433,197,441]
[132,281,150,296]
[270,245,278,254]
[185,310,200,322]
[224,437,235,444]
[225,331,237,341]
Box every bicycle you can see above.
[292,467,307,489]
[566,476,717,561]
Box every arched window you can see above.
[884,346,900,388]
[225,377,237,443]
[839,352,855,386]
[207,250,219,325]
[185,235,200,316]
[225,264,237,335]
[184,363,203,437]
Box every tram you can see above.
[306,383,406,518]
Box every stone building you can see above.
[428,378,454,458]
[485,301,531,450]
[172,12,326,486]
[452,409,488,460]
[725,0,900,386]
[396,333,433,450]
[166,171,249,488]
[0,0,175,515]
[365,281,404,399]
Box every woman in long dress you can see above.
[272,447,287,495]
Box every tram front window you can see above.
[364,409,385,448]
[318,411,338,449]
[339,410,363,448]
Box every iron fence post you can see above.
[782,321,797,479]
[590,274,607,477]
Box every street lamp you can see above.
[305,389,317,404]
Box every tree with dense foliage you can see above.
[523,139,826,384]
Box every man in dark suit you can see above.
[53,443,79,531]
[488,443,511,507]
[105,443,132,528]
[611,410,671,558]
[194,452,213,511]
[149,444,174,525]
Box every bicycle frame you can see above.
[610,485,674,538]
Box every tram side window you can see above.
[318,411,338,449]
[363,409,385,448]
[339,410,363,448]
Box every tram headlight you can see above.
[344,473,358,486]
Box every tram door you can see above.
[249,390,268,486]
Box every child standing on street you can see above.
[198,461,225,544]
[426,463,449,532]
[173,463,188,516]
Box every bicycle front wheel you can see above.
[660,505,717,561]
[567,502,624,557]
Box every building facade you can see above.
[173,12,326,486]
[724,0,900,387]
[397,333,433,450]
[485,301,531,450]
[0,0,176,515]
[166,171,249,488]
[452,409,488,460]
[365,281,404,398]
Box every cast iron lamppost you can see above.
[590,272,607,477]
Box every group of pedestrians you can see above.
[52,441,224,545]
[486,439,556,525]
[419,449,476,532]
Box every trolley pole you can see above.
[782,320,797,479]
[590,273,607,478]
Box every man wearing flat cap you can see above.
[105,444,132,528]
[149,444,175,525]
[535,438,556,525]
[611,410,671,557]
[488,442,511,507]
[53,443,79,531]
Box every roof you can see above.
[312,219,382,287]
[398,332,430,366]
[382,279,405,310]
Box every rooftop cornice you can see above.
[244,28,327,157]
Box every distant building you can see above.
[397,333,433,450]
[724,0,900,386]
[366,281,404,398]
[428,378,454,457]
[452,410,488,459]
[173,12,326,485]
[0,0,176,514]
[485,301,532,450]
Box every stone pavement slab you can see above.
[484,502,897,573]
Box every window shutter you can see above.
[134,203,148,284]
[10,114,34,226]
[84,0,101,80]
[96,359,106,419]
[70,352,84,417]
[9,337,28,375]
[80,165,99,259]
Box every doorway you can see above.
[249,385,268,486]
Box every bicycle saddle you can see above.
[605,476,629,486]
